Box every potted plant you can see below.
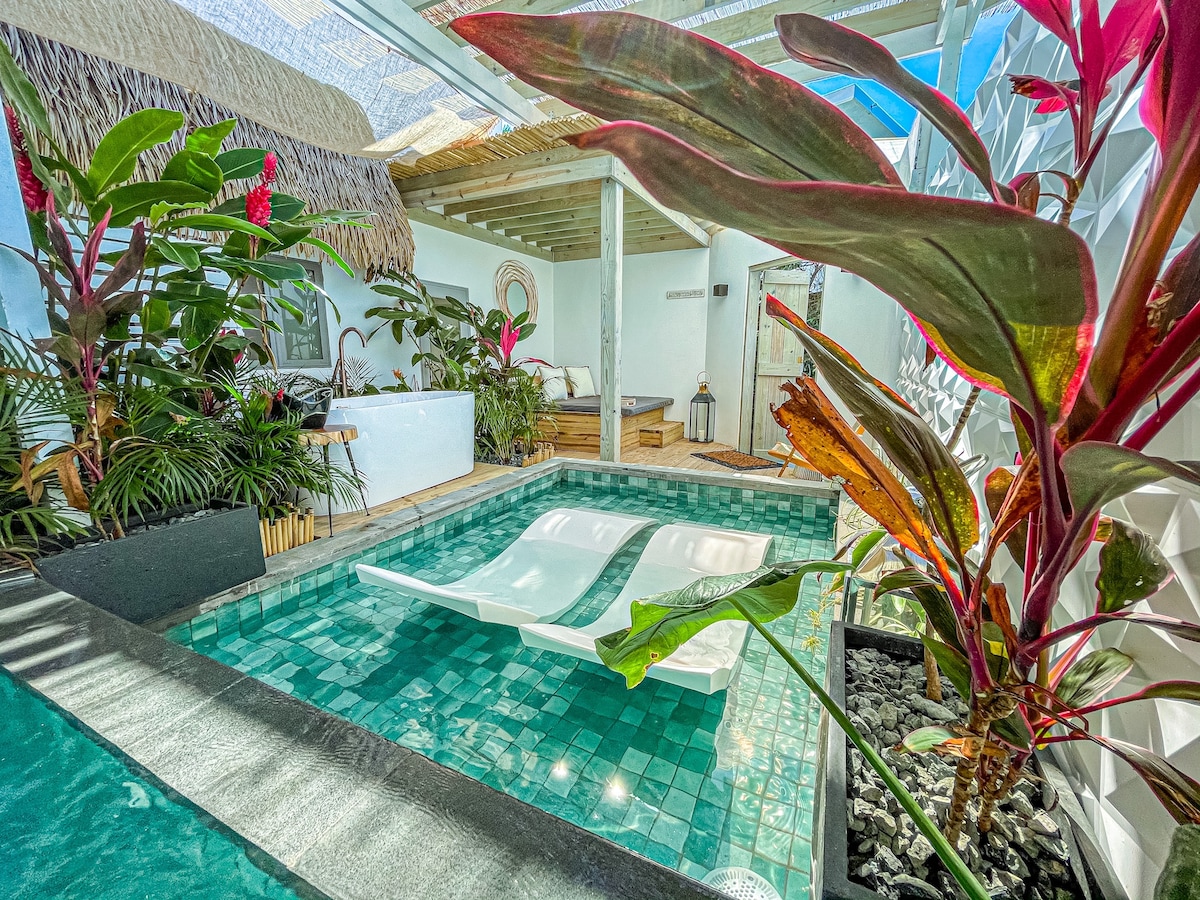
[0,43,367,620]
[206,376,363,557]
[450,1,1200,897]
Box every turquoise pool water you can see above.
[0,669,317,900]
[169,469,837,900]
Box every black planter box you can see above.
[813,621,1127,900]
[36,501,266,625]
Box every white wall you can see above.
[705,230,780,445]
[554,248,709,422]
[409,221,556,370]
[305,221,556,391]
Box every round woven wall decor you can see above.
[494,259,539,324]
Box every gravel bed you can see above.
[844,646,1079,900]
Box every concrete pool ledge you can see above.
[151,457,838,634]
[0,577,724,900]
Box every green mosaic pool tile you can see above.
[728,813,758,850]
[662,786,697,820]
[784,872,812,900]
[672,768,706,797]
[176,475,836,898]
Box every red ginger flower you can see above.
[262,151,278,185]
[246,182,272,227]
[5,105,48,213]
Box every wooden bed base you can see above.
[546,407,666,453]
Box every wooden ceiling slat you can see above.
[537,222,682,249]
[551,235,703,262]
[518,213,667,243]
[484,203,602,231]
[445,181,597,217]
[464,191,598,222]
[502,205,657,237]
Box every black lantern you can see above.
[689,371,716,443]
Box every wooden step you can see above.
[639,420,685,448]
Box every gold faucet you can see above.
[332,326,368,398]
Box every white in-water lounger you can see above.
[518,524,773,694]
[355,508,655,626]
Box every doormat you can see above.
[692,450,780,471]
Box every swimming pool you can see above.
[168,468,837,900]
[0,668,319,900]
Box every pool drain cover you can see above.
[701,867,783,900]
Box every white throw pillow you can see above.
[537,366,568,402]
[565,366,596,398]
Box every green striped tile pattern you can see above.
[170,471,836,900]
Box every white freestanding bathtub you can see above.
[320,391,474,515]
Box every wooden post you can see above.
[599,176,624,463]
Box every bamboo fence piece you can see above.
[260,508,318,558]
[389,114,604,181]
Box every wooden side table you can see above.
[298,424,370,535]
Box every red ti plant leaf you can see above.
[775,14,1014,204]
[1010,172,1043,213]
[1077,680,1200,716]
[1053,647,1135,709]
[1087,233,1200,448]
[450,12,901,186]
[985,466,1031,569]
[1060,442,1200,523]
[1016,0,1078,48]
[1008,74,1082,114]
[765,294,980,558]
[570,123,1098,432]
[771,379,948,572]
[1096,518,1174,613]
[1091,0,1200,406]
[1088,737,1200,824]
[1027,611,1200,667]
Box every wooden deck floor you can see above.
[317,441,799,538]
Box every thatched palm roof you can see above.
[0,0,413,276]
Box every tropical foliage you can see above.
[366,272,553,464]
[451,0,1200,891]
[0,39,369,549]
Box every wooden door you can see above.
[751,270,809,455]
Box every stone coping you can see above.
[149,458,837,634]
[0,577,722,900]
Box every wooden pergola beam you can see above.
[448,181,598,219]
[486,197,655,232]
[612,161,710,248]
[399,148,612,209]
[599,177,623,462]
[485,204,603,232]
[398,150,705,256]
[551,233,703,262]
[535,222,681,248]
[509,209,662,241]
[407,207,554,261]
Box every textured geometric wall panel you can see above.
[895,10,1200,897]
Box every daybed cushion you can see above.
[555,396,673,416]
[537,366,569,402]
[565,366,596,398]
